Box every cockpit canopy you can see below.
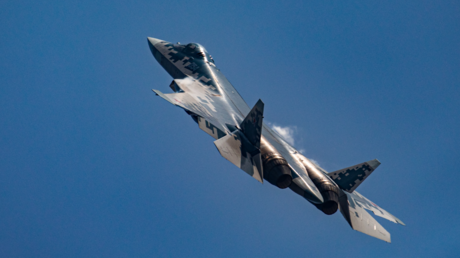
[185,43,214,62]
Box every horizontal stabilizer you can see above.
[348,191,405,226]
[214,131,263,183]
[339,190,405,243]
[339,191,391,243]
[328,159,380,193]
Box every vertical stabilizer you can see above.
[240,99,264,149]
[328,159,380,193]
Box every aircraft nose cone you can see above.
[147,37,168,60]
[147,37,163,46]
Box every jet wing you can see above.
[153,78,235,135]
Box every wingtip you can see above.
[367,159,381,170]
[397,219,406,226]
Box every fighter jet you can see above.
[147,37,405,242]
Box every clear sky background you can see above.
[1,1,459,257]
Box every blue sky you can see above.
[1,1,459,257]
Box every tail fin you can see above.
[213,100,264,183]
[240,99,264,149]
[328,159,380,193]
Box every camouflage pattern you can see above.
[148,37,404,242]
[339,190,405,243]
[328,159,381,193]
[215,130,263,183]
[240,99,264,149]
[339,191,392,243]
[347,191,405,226]
[197,117,226,140]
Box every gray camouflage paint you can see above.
[240,99,264,149]
[148,37,405,242]
[328,159,381,193]
[197,117,226,140]
[215,129,263,182]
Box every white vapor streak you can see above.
[272,124,296,146]
[269,123,321,167]
[310,159,320,166]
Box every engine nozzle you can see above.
[313,184,339,215]
[299,157,340,215]
[262,152,292,189]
